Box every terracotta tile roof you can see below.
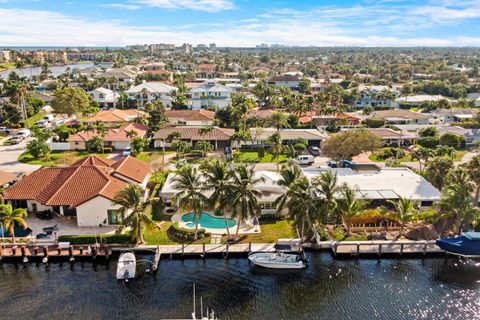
[165,109,215,121]
[84,109,145,123]
[68,123,148,143]
[4,155,150,208]
[111,156,151,183]
[0,171,18,186]
[153,126,234,141]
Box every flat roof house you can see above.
[302,167,441,208]
[4,155,151,227]
[153,126,235,149]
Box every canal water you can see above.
[0,252,479,320]
[0,62,94,79]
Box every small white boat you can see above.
[248,252,306,269]
[116,251,136,281]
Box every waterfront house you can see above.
[165,109,215,126]
[4,155,151,227]
[83,109,145,126]
[125,81,177,108]
[89,87,118,107]
[153,126,235,149]
[189,80,232,110]
[302,167,441,208]
[68,122,148,151]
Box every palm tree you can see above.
[112,184,155,244]
[267,132,284,172]
[201,159,232,237]
[312,170,339,223]
[172,165,208,239]
[224,164,264,237]
[387,197,418,237]
[0,204,28,243]
[336,184,365,236]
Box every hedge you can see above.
[58,234,131,245]
[168,222,208,241]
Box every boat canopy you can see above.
[464,232,480,240]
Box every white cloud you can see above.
[134,0,235,12]
[0,7,479,47]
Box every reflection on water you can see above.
[0,252,479,320]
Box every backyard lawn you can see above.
[237,220,296,243]
[19,150,111,167]
[234,151,288,164]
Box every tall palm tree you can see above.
[172,165,208,239]
[201,159,232,237]
[312,170,339,223]
[224,164,264,237]
[336,184,365,236]
[112,184,155,244]
[387,197,418,237]
[267,132,284,172]
[0,204,28,243]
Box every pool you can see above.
[181,212,236,229]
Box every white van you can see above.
[296,155,314,165]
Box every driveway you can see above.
[0,138,41,173]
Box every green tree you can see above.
[337,184,365,236]
[425,156,454,190]
[200,159,232,237]
[0,204,28,243]
[321,130,381,161]
[112,184,155,244]
[224,164,264,237]
[387,197,418,237]
[51,86,90,116]
[172,165,208,239]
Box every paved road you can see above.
[0,138,41,173]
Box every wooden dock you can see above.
[111,242,278,257]
[0,243,110,262]
[332,240,443,257]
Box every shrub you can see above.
[168,222,207,241]
[365,117,385,128]
[58,233,131,245]
[439,132,462,148]
[417,136,440,149]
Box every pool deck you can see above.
[171,212,261,235]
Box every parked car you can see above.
[122,147,132,156]
[296,154,315,165]
[0,127,11,134]
[308,146,320,156]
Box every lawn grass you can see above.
[234,151,288,164]
[237,220,296,243]
[143,222,211,245]
[18,150,112,167]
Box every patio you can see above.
[21,214,117,240]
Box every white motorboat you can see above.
[248,252,306,269]
[116,251,136,281]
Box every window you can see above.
[108,209,124,225]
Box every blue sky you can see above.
[0,0,479,46]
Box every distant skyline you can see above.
[0,0,479,47]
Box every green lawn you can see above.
[19,150,111,167]
[143,222,211,245]
[237,220,296,243]
[234,151,288,164]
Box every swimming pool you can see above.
[181,212,236,229]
